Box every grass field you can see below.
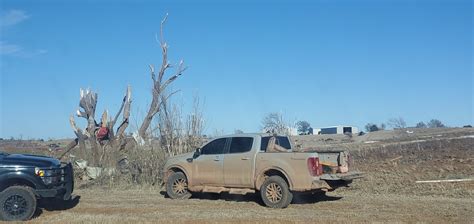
[2,128,473,223]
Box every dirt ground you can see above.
[28,187,472,224]
[2,128,473,223]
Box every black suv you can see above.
[0,151,74,221]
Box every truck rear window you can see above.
[229,137,254,154]
[260,136,291,151]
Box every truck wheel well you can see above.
[169,167,185,174]
[0,178,36,192]
[165,167,187,182]
[256,169,291,190]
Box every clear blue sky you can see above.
[0,0,472,139]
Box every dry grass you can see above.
[348,138,474,198]
[1,128,473,223]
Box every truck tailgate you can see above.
[316,150,350,174]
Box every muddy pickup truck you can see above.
[0,151,74,221]
[163,133,362,208]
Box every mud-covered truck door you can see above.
[223,136,257,187]
[191,137,227,186]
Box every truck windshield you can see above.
[260,136,291,151]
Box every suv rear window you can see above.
[260,136,291,151]
[229,137,254,154]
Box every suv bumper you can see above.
[36,188,67,198]
[35,163,74,200]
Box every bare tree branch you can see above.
[138,14,186,140]
[160,60,187,92]
[101,110,108,127]
[149,64,156,83]
[153,90,180,117]
[62,115,87,160]
[115,85,132,138]
[110,86,131,129]
[76,109,88,118]
[160,13,168,44]
[69,115,81,134]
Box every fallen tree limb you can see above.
[415,178,473,183]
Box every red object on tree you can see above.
[96,127,109,140]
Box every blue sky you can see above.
[0,0,472,139]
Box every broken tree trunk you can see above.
[65,86,132,166]
[77,89,101,165]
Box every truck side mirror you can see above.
[193,148,201,159]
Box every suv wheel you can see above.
[166,172,192,199]
[260,176,293,208]
[0,186,37,221]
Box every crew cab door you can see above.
[192,138,228,186]
[223,137,255,187]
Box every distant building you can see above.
[310,125,358,135]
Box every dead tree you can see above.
[153,94,204,156]
[62,14,184,165]
[184,95,204,150]
[63,86,132,166]
[261,112,289,135]
[387,117,407,129]
[138,14,187,141]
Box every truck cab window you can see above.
[229,137,253,154]
[201,138,227,155]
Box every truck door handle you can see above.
[241,157,250,160]
[214,156,220,161]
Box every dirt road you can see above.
[31,188,472,224]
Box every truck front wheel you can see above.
[166,172,192,199]
[260,176,293,208]
[0,186,37,221]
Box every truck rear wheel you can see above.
[260,176,292,208]
[166,172,192,199]
[0,186,37,221]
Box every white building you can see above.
[310,125,359,135]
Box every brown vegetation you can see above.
[1,128,472,223]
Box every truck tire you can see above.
[166,172,192,199]
[260,176,293,208]
[0,186,37,221]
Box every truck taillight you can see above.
[307,157,323,176]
